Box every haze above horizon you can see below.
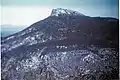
[1,0,118,27]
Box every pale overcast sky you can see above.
[1,0,119,27]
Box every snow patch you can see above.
[51,8,85,16]
[31,37,35,40]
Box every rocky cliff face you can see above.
[1,8,119,80]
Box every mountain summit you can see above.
[51,8,85,16]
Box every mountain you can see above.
[1,8,119,80]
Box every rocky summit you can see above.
[1,8,119,80]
